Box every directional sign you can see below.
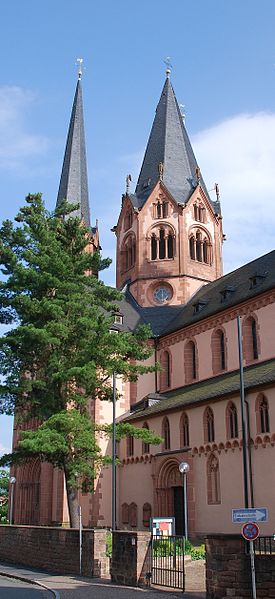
[241,522,260,541]
[232,507,268,524]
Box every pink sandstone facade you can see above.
[10,71,275,539]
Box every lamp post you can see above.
[179,462,190,539]
[112,371,117,531]
[9,476,16,525]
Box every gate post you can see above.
[111,531,151,586]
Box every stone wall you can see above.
[0,525,109,578]
[206,534,275,599]
[111,530,151,587]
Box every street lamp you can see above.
[179,462,190,540]
[9,476,16,525]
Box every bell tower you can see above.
[114,70,223,307]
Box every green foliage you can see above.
[190,544,206,560]
[106,530,112,558]
[0,195,161,525]
[0,469,9,523]
[184,539,193,555]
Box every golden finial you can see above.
[158,161,164,181]
[215,183,220,200]
[76,58,84,80]
[164,56,172,78]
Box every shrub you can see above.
[190,544,205,560]
[106,531,112,558]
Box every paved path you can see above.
[0,574,52,598]
[0,561,206,599]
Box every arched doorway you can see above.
[15,459,41,525]
[155,459,188,536]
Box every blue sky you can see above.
[1,0,275,454]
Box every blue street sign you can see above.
[232,507,268,524]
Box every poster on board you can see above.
[150,517,175,537]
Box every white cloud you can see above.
[0,442,9,457]
[193,112,275,273]
[0,86,50,173]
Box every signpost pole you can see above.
[79,505,82,576]
[250,541,257,599]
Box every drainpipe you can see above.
[154,337,159,393]
[245,399,255,508]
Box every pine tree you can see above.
[0,194,161,527]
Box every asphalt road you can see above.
[0,575,52,598]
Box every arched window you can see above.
[243,315,259,363]
[154,200,168,219]
[207,454,221,504]
[167,233,174,258]
[142,503,152,528]
[189,229,212,264]
[149,226,174,261]
[160,350,171,390]
[212,328,227,374]
[129,502,138,527]
[151,235,157,260]
[127,435,134,457]
[256,394,270,434]
[122,503,129,524]
[162,417,170,450]
[124,210,133,231]
[180,413,190,448]
[194,204,198,220]
[142,422,150,454]
[204,407,215,443]
[184,340,197,383]
[199,205,205,223]
[159,228,165,259]
[189,235,195,260]
[226,402,238,439]
[121,234,136,272]
[196,231,202,262]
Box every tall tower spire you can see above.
[135,74,214,211]
[114,73,223,307]
[56,65,91,227]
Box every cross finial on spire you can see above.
[76,58,84,80]
[164,56,172,78]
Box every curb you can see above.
[0,571,60,598]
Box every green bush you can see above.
[190,544,205,560]
[106,531,112,558]
[184,539,193,555]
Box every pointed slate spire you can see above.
[134,76,213,209]
[56,75,91,227]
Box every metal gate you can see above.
[149,535,185,591]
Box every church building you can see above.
[11,67,275,538]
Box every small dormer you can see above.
[220,286,236,303]
[193,299,208,314]
[249,272,267,289]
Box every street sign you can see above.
[241,522,260,542]
[232,507,268,524]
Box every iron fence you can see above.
[149,534,185,591]
[254,536,275,555]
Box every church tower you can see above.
[114,69,223,307]
[56,63,99,252]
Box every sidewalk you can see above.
[0,562,206,599]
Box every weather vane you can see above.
[164,56,172,77]
[76,58,84,80]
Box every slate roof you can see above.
[162,249,275,336]
[56,79,91,227]
[130,76,218,212]
[121,358,275,422]
[113,250,275,338]
[113,289,183,336]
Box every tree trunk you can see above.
[64,470,79,528]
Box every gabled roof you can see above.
[56,78,91,227]
[130,76,218,212]
[162,249,275,336]
[115,250,275,338]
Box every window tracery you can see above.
[189,228,212,264]
[121,234,136,272]
[150,225,175,260]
